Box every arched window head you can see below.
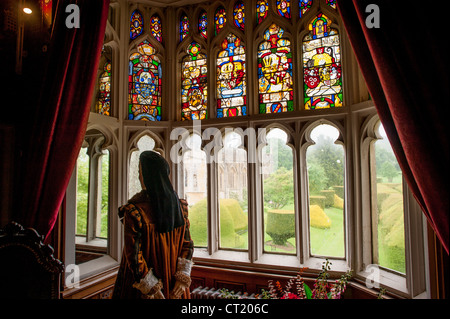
[181,42,208,120]
[96,60,111,116]
[151,15,162,43]
[216,33,247,118]
[256,0,268,24]
[299,0,313,18]
[277,0,291,19]
[128,41,162,121]
[258,24,293,114]
[233,1,245,31]
[198,11,207,39]
[180,14,189,42]
[130,10,143,40]
[303,13,342,110]
[215,7,226,36]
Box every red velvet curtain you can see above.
[337,0,449,254]
[17,0,110,240]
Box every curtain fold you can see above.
[337,0,449,254]
[17,0,110,240]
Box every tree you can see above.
[379,161,398,182]
[263,167,294,209]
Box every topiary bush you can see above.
[309,205,331,229]
[333,194,344,209]
[265,210,295,246]
[189,198,248,248]
[309,195,326,210]
[320,189,335,207]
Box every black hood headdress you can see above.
[138,151,184,233]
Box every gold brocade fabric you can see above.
[112,193,194,299]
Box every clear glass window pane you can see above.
[99,149,110,239]
[217,132,248,250]
[183,134,208,248]
[262,128,296,254]
[76,147,89,237]
[374,123,405,273]
[306,124,345,258]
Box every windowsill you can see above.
[193,248,351,274]
[356,267,407,296]
[78,255,119,281]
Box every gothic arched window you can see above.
[150,15,162,43]
[130,10,143,40]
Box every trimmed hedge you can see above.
[320,189,335,207]
[310,195,326,210]
[189,198,248,248]
[333,194,344,209]
[309,205,331,229]
[265,210,295,246]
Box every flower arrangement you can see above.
[220,259,353,300]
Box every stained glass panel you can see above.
[303,13,342,109]
[151,15,162,43]
[216,33,246,118]
[128,41,162,121]
[326,0,337,9]
[199,11,207,39]
[180,14,189,42]
[277,0,291,19]
[299,0,313,18]
[215,7,226,36]
[130,10,143,40]
[182,43,208,121]
[256,0,269,24]
[233,1,245,31]
[258,24,293,114]
[96,60,111,116]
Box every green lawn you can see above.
[309,207,345,257]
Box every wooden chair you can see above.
[0,221,64,299]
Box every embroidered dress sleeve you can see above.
[120,204,162,297]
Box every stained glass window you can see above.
[96,60,111,116]
[303,13,342,109]
[258,24,293,114]
[233,1,245,31]
[128,41,162,121]
[199,11,207,40]
[256,0,269,24]
[180,14,189,42]
[215,7,226,36]
[216,33,246,118]
[151,15,162,43]
[299,0,313,18]
[277,0,291,19]
[130,10,143,40]
[326,0,337,9]
[181,43,208,121]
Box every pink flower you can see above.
[281,293,300,299]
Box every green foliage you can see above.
[309,195,325,210]
[320,189,335,207]
[263,167,294,209]
[265,210,295,245]
[307,162,328,194]
[189,199,208,247]
[189,198,248,248]
[377,183,405,273]
[379,161,399,182]
[307,134,344,190]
